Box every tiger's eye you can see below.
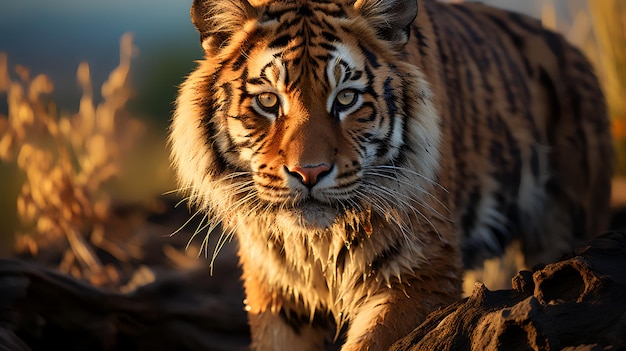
[256,92,279,110]
[335,89,357,107]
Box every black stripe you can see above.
[232,41,257,71]
[202,118,228,175]
[460,185,481,239]
[359,43,381,69]
[269,34,292,49]
[370,239,403,272]
[355,102,377,123]
[279,308,329,335]
[321,30,339,42]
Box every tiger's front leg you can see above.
[242,268,332,351]
[341,276,462,351]
[247,309,330,351]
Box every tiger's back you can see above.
[417,2,613,267]
[169,0,613,350]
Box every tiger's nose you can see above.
[286,164,332,187]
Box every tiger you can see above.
[168,0,614,350]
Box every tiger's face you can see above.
[171,0,441,231]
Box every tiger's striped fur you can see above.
[168,0,613,350]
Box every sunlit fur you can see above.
[169,0,613,350]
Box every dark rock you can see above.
[389,232,626,351]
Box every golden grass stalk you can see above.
[587,1,626,120]
[587,1,626,177]
[0,33,144,285]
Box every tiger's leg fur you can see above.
[340,276,461,351]
[242,271,332,351]
[247,310,330,351]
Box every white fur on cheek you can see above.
[169,70,212,204]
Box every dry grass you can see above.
[587,1,626,177]
[0,34,144,286]
[586,1,626,121]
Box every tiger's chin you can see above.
[274,200,341,231]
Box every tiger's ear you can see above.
[353,0,418,48]
[191,0,258,53]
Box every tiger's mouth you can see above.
[252,168,362,230]
[273,196,344,230]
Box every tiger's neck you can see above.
[234,208,438,323]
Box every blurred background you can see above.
[0,0,624,265]
[0,0,200,254]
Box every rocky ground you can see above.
[1,199,625,351]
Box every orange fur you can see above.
[169,0,613,350]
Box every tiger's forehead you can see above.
[257,0,349,23]
[245,42,362,87]
[238,0,365,90]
